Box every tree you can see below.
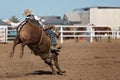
[9,16,20,23]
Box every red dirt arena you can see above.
[0,39,120,80]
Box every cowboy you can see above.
[23,9,44,27]
[22,9,62,50]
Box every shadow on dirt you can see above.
[0,70,53,78]
[25,70,53,76]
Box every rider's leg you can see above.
[45,30,62,50]
[45,30,57,46]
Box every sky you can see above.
[0,0,120,21]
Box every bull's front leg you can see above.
[9,42,16,58]
[9,36,20,58]
[20,42,26,58]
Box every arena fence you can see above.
[0,25,120,43]
[55,25,120,43]
[0,26,8,43]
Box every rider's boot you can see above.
[51,44,62,51]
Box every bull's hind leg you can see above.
[10,36,20,58]
[52,53,65,75]
[44,58,57,75]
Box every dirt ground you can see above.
[0,39,120,80]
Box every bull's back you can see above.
[19,24,42,44]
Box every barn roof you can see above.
[63,12,81,22]
[73,6,120,11]
[41,16,65,25]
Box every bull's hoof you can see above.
[52,71,57,75]
[62,71,66,73]
[58,71,66,75]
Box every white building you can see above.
[73,6,120,29]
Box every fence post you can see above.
[116,30,119,39]
[60,26,63,43]
[86,26,93,43]
[5,27,8,43]
[90,27,93,43]
[112,30,115,39]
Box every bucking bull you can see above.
[9,18,65,75]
